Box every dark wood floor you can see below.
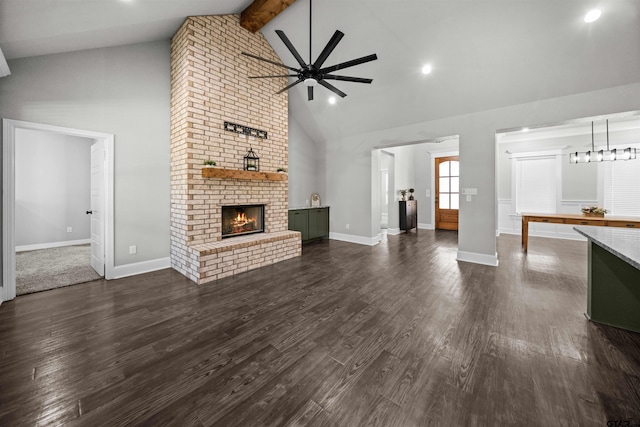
[1,231,640,426]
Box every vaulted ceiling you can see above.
[1,0,639,143]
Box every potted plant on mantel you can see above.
[203,160,217,168]
[277,167,287,173]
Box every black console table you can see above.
[399,200,417,233]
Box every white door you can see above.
[90,141,105,276]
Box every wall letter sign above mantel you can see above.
[224,121,268,139]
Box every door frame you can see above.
[2,119,115,302]
[430,150,459,228]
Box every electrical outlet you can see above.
[129,245,137,255]
[346,224,350,230]
[66,227,72,233]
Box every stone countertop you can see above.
[574,226,640,270]
[288,206,330,210]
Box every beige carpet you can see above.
[16,244,102,295]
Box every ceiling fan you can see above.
[241,0,378,101]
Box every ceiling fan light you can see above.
[584,9,601,23]
[304,78,318,87]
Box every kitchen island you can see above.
[574,226,640,333]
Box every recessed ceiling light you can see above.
[584,9,601,23]
[522,127,529,132]
[328,97,336,105]
[421,64,432,75]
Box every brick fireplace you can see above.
[169,14,301,284]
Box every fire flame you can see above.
[234,212,248,226]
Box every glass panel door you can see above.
[438,160,459,211]
[435,156,460,230]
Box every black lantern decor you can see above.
[244,147,260,172]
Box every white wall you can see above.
[288,115,325,208]
[0,41,170,270]
[15,128,92,248]
[323,83,640,264]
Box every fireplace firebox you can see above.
[222,205,265,238]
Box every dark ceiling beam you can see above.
[240,0,297,33]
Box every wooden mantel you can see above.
[202,167,287,181]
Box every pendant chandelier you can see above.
[570,120,637,164]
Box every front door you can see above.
[435,156,459,230]
[90,141,105,276]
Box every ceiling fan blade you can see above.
[322,75,373,84]
[313,30,344,69]
[318,80,347,98]
[275,30,307,69]
[249,75,298,79]
[276,78,303,94]
[308,86,314,101]
[319,53,378,74]
[241,52,299,72]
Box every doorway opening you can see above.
[371,136,459,241]
[494,110,640,241]
[2,119,114,302]
[380,169,389,229]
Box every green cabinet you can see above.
[288,207,329,242]
[288,209,309,241]
[308,208,330,239]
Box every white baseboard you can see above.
[456,250,499,267]
[16,239,91,252]
[329,232,381,246]
[418,223,434,230]
[112,257,171,279]
[386,228,401,236]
